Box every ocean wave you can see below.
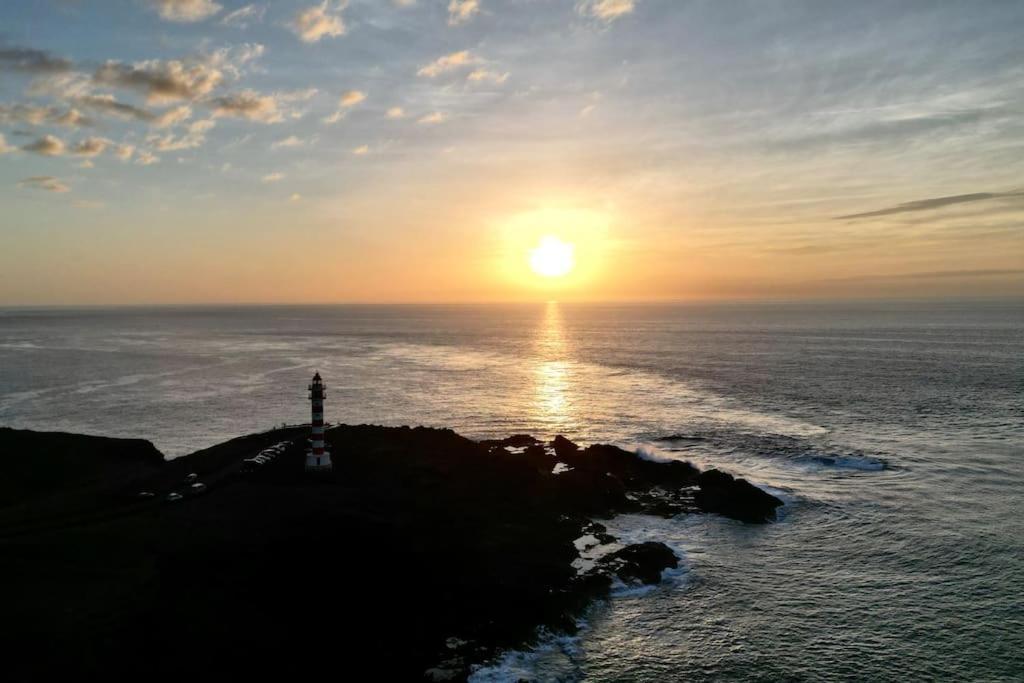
[467,625,586,683]
[808,454,887,471]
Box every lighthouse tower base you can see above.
[305,449,333,472]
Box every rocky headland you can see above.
[0,424,781,681]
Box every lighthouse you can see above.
[306,372,332,472]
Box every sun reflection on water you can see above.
[533,302,577,435]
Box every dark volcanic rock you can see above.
[600,541,679,585]
[657,434,706,442]
[0,427,164,509]
[695,468,784,522]
[551,434,580,458]
[0,426,783,682]
[481,433,539,449]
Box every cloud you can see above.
[386,106,405,119]
[18,176,70,192]
[417,111,447,125]
[289,192,302,201]
[93,58,224,104]
[221,4,265,27]
[0,104,93,128]
[824,268,1024,283]
[207,43,266,79]
[272,135,305,149]
[338,90,366,107]
[0,46,73,74]
[262,172,285,183]
[71,137,113,157]
[448,0,479,25]
[72,95,190,128]
[322,110,347,124]
[151,0,222,22]
[22,134,66,156]
[0,104,51,125]
[0,134,14,154]
[323,89,365,124]
[116,144,135,161]
[73,95,155,124]
[352,144,369,155]
[146,119,215,151]
[210,90,284,123]
[834,192,1023,220]
[768,108,998,153]
[418,50,475,77]
[576,0,635,21]
[154,105,193,128]
[467,68,508,84]
[53,108,92,127]
[291,2,347,43]
[135,150,160,165]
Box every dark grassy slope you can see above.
[0,425,780,682]
[0,427,163,509]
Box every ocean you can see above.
[1,301,1021,681]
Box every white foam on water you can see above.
[468,625,586,683]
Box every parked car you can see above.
[166,492,183,502]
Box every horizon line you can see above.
[1,293,1022,310]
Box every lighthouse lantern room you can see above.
[306,372,332,472]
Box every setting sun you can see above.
[529,236,576,278]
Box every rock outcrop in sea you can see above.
[0,424,781,682]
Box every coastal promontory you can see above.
[0,424,781,681]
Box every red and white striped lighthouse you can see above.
[305,372,332,471]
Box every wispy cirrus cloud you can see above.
[467,68,508,84]
[209,90,284,123]
[150,0,222,23]
[290,2,347,43]
[146,119,215,151]
[221,4,265,28]
[323,89,365,124]
[18,176,70,192]
[0,104,93,128]
[418,50,475,77]
[271,135,306,149]
[576,0,635,22]
[417,111,447,125]
[834,192,1024,220]
[448,0,479,26]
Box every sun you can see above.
[529,235,575,278]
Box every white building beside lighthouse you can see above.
[305,372,332,472]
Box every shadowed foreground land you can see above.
[0,425,780,681]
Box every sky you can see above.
[1,0,1023,305]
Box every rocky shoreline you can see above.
[0,425,781,682]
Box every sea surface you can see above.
[1,301,1022,681]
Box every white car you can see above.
[166,492,183,502]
